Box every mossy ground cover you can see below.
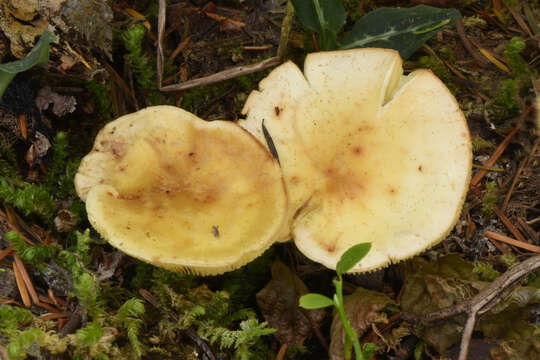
[0,1,539,359]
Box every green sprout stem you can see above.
[334,276,364,360]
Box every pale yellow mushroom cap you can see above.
[75,106,287,275]
[240,49,472,272]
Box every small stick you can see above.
[65,43,92,70]
[0,245,13,262]
[157,0,166,88]
[471,164,504,172]
[18,114,27,140]
[13,261,31,307]
[502,157,527,211]
[169,37,191,62]
[103,62,138,109]
[277,343,288,360]
[470,124,521,186]
[485,230,540,253]
[39,312,71,321]
[493,206,528,243]
[244,45,273,51]
[455,19,488,67]
[506,3,533,38]
[160,57,281,92]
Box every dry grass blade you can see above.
[468,38,511,73]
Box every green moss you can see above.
[5,231,60,266]
[496,78,519,110]
[482,181,499,216]
[120,24,156,90]
[158,284,275,359]
[76,322,104,346]
[0,305,33,336]
[472,135,495,152]
[418,55,456,93]
[7,327,45,360]
[504,37,528,76]
[473,262,500,281]
[0,178,56,220]
[487,78,520,123]
[86,80,112,118]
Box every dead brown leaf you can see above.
[330,287,395,360]
[256,261,325,346]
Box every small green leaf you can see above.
[299,293,334,309]
[291,0,346,50]
[0,30,57,99]
[336,243,371,276]
[340,5,460,59]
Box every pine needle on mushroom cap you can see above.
[75,106,287,275]
[239,49,472,272]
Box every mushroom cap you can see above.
[240,49,472,272]
[75,106,287,275]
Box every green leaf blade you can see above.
[336,243,372,276]
[291,0,345,50]
[299,293,334,309]
[0,30,57,99]
[339,5,460,59]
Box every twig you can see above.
[458,313,476,360]
[402,255,540,360]
[0,245,13,262]
[470,124,521,186]
[455,19,488,67]
[493,206,528,243]
[277,343,288,360]
[169,37,191,62]
[506,3,533,38]
[157,0,166,89]
[502,157,527,211]
[103,62,138,109]
[160,57,281,92]
[485,230,540,253]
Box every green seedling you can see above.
[299,243,374,360]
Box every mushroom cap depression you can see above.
[239,49,472,272]
[75,106,287,275]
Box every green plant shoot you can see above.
[299,243,372,360]
[0,30,57,99]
